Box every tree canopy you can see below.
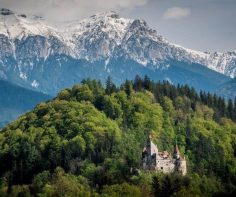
[0,75,235,196]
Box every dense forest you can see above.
[0,75,236,196]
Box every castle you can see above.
[142,135,187,175]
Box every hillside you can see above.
[217,77,236,99]
[0,80,51,128]
[0,77,235,196]
[0,8,234,95]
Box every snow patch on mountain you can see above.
[31,80,39,88]
[19,72,27,80]
[0,9,60,40]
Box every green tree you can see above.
[124,80,133,96]
[101,183,141,197]
[227,99,234,119]
[106,76,116,95]
[133,75,142,91]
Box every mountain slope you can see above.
[0,79,51,127]
[217,77,236,99]
[0,8,235,95]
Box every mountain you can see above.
[0,79,51,128]
[217,77,236,99]
[0,8,235,95]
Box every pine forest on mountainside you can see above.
[0,76,235,196]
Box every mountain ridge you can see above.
[0,8,235,95]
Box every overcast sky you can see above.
[0,0,235,52]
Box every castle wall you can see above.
[155,158,175,173]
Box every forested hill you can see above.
[0,76,236,196]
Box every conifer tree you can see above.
[133,75,142,91]
[233,97,236,120]
[227,99,234,119]
[218,97,226,116]
[152,176,161,197]
[143,75,152,91]
[105,76,116,95]
[124,79,133,96]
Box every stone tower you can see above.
[142,135,158,170]
[173,144,187,175]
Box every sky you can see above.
[0,0,235,52]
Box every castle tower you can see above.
[142,134,158,170]
[173,144,187,175]
[147,134,158,156]
[178,157,187,175]
[173,144,180,159]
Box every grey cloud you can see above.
[163,7,191,20]
[0,0,150,21]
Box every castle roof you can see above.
[150,140,158,155]
[158,151,171,159]
[174,144,180,155]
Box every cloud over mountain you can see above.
[0,0,150,21]
[163,6,191,20]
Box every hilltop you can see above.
[0,76,235,196]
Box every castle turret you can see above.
[173,144,187,175]
[173,144,180,159]
[176,156,187,175]
[142,134,158,170]
[147,134,158,156]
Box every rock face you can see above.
[0,8,14,16]
[0,9,235,95]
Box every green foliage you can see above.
[101,183,141,197]
[152,173,191,197]
[34,167,94,197]
[0,76,236,196]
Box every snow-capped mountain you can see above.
[0,8,235,95]
[62,10,236,76]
